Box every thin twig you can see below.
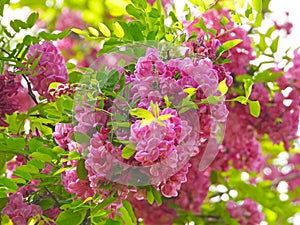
[44,186,61,207]
[21,74,39,104]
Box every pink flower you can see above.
[0,70,21,126]
[55,8,85,31]
[226,198,265,225]
[53,123,74,148]
[185,9,255,76]
[175,156,210,214]
[61,168,95,200]
[2,192,42,224]
[26,41,68,101]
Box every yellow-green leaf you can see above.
[218,79,228,96]
[88,27,99,37]
[112,22,124,38]
[99,22,111,37]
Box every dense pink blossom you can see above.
[226,198,265,225]
[53,123,74,148]
[2,192,42,225]
[43,207,60,225]
[74,103,109,134]
[0,71,21,126]
[185,9,255,76]
[26,41,68,101]
[175,156,210,214]
[61,168,95,200]
[6,155,26,178]
[129,198,177,225]
[219,102,265,172]
[278,50,300,95]
[249,83,299,150]
[274,12,293,35]
[55,8,85,31]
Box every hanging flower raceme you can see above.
[65,46,229,208]
[226,198,265,225]
[0,70,21,127]
[2,192,43,225]
[26,41,68,101]
[185,9,255,76]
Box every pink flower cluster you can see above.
[129,198,177,225]
[226,198,265,225]
[0,71,21,127]
[61,168,95,200]
[249,83,299,150]
[274,12,293,35]
[174,155,210,214]
[278,50,300,95]
[265,154,300,192]
[185,9,255,76]
[2,192,42,225]
[53,123,74,149]
[219,102,265,172]
[26,41,68,101]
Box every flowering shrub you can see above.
[0,0,300,224]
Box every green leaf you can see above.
[28,138,44,152]
[130,108,153,119]
[13,169,32,180]
[218,79,228,96]
[252,0,262,12]
[88,27,99,37]
[73,131,90,144]
[270,36,279,53]
[122,200,136,222]
[220,15,229,26]
[56,209,86,225]
[93,196,116,213]
[68,71,83,83]
[76,159,88,180]
[149,8,160,18]
[244,79,253,99]
[98,23,111,37]
[38,198,55,210]
[119,206,134,225]
[0,177,18,191]
[254,70,283,82]
[126,4,143,19]
[231,96,248,104]
[26,12,39,28]
[1,215,13,225]
[158,114,173,121]
[0,153,6,173]
[131,0,147,9]
[151,187,162,206]
[184,87,197,97]
[217,39,243,57]
[258,34,267,51]
[10,19,27,32]
[71,28,88,36]
[112,22,124,38]
[248,100,261,118]
[195,18,208,38]
[146,189,154,204]
[105,219,121,225]
[30,152,52,163]
[122,144,136,159]
[128,22,144,41]
[27,159,45,169]
[15,164,39,175]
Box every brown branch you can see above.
[21,74,39,105]
[272,172,300,188]
[44,186,61,207]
